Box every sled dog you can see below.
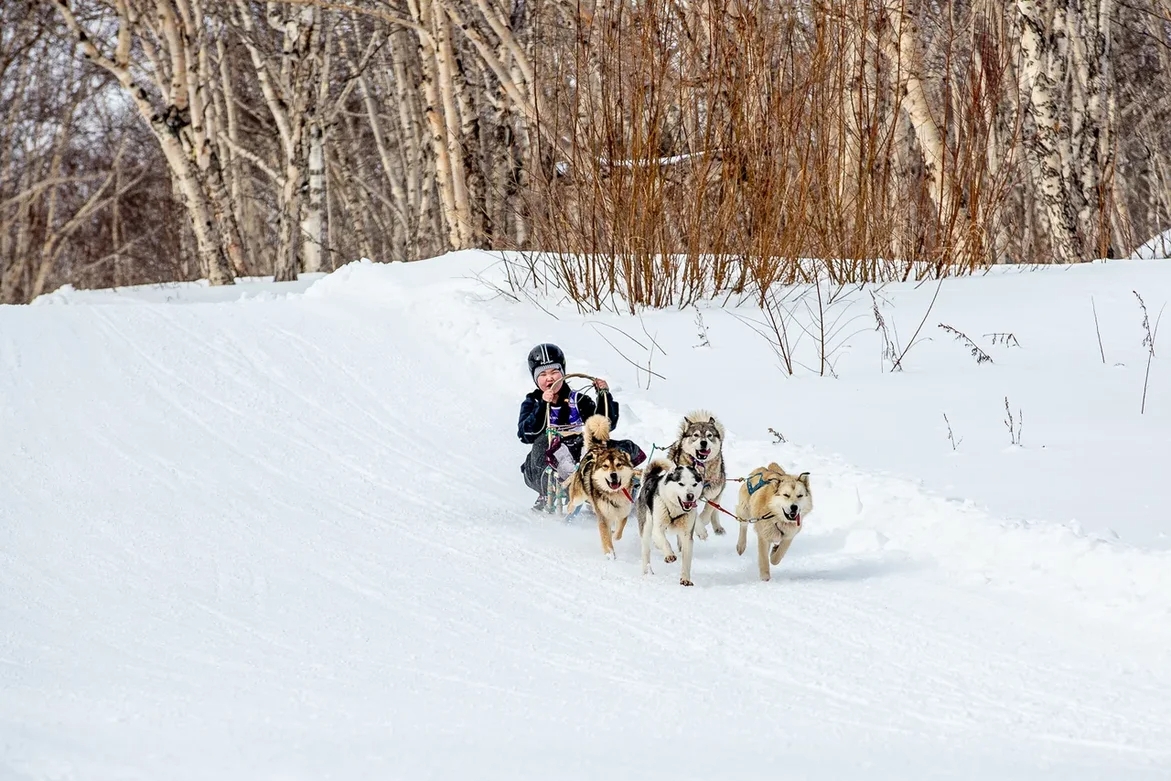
[734,463,813,581]
[636,458,704,586]
[666,410,727,540]
[566,415,637,558]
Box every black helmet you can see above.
[527,343,566,382]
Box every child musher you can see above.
[517,343,646,509]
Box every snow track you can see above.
[3,260,1171,780]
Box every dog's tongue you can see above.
[608,479,621,490]
[696,450,711,460]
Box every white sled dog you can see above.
[665,410,727,540]
[637,458,704,586]
[565,415,637,558]
[734,463,813,581]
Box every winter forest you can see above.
[2,0,1168,305]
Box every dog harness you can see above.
[745,471,773,495]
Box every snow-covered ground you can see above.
[3,251,1170,780]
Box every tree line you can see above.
[2,0,1168,305]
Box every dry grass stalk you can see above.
[518,0,1023,312]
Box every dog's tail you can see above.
[583,414,612,450]
[642,457,672,484]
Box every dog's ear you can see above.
[797,472,810,486]
[767,461,786,475]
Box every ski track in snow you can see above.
[3,259,1171,780]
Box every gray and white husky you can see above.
[665,410,727,540]
[636,458,704,587]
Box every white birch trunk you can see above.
[215,35,259,275]
[44,0,236,285]
[236,1,320,279]
[973,0,1014,263]
[301,122,326,273]
[880,2,960,226]
[300,15,330,273]
[411,0,463,249]
[433,0,474,248]
[1017,0,1083,263]
[390,36,425,254]
[453,49,485,244]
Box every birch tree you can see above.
[41,0,240,284]
[2,9,166,302]
[1016,0,1119,262]
[302,25,329,274]
[879,0,962,226]
[231,0,325,280]
[11,0,1171,300]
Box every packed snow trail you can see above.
[3,261,1170,780]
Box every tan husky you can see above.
[566,415,636,558]
[734,463,813,581]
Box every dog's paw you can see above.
[760,573,771,582]
[713,525,726,536]
[664,554,677,564]
[680,578,693,587]
[695,526,709,541]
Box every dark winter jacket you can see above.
[516,383,619,445]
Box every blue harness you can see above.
[746,471,772,495]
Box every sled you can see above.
[532,372,599,518]
[535,466,641,521]
[531,372,641,520]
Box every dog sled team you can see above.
[518,343,814,587]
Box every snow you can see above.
[1130,228,1171,260]
[29,273,329,306]
[3,251,1171,780]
